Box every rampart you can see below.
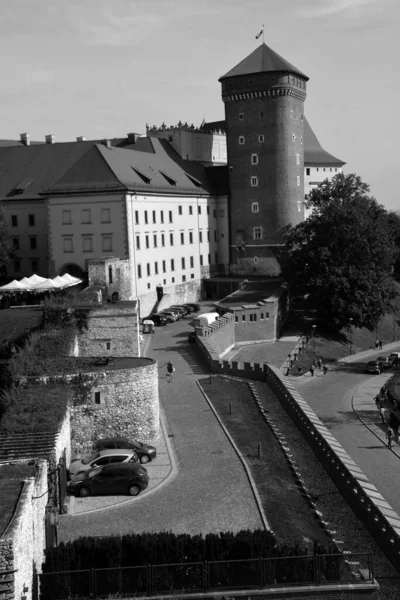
[196,335,400,572]
[196,313,235,357]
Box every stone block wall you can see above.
[70,359,159,456]
[88,257,132,300]
[54,407,71,467]
[76,305,139,358]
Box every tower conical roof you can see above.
[219,43,308,81]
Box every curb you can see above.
[196,380,271,534]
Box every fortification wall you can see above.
[88,257,132,301]
[198,313,235,357]
[141,278,202,318]
[76,306,139,358]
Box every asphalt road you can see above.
[291,345,400,516]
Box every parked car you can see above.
[160,310,180,321]
[169,305,188,316]
[159,311,177,323]
[377,355,393,370]
[186,303,200,312]
[365,361,382,374]
[182,304,195,313]
[94,437,157,463]
[68,449,139,478]
[389,352,400,366]
[68,463,149,497]
[143,313,167,326]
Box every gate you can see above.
[57,449,68,513]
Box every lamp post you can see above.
[349,318,353,355]
[312,324,316,366]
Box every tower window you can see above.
[296,153,300,165]
[251,154,259,165]
[258,134,264,143]
[239,136,245,145]
[253,226,262,239]
[137,264,142,278]
[251,176,258,187]
[254,257,258,264]
[178,205,182,215]
[300,137,303,144]
[251,202,259,213]
[297,176,300,186]
[239,113,244,120]
[306,168,310,176]
[292,134,296,142]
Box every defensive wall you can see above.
[196,334,400,573]
[196,312,235,357]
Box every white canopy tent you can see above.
[0,273,82,294]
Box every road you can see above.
[291,345,400,516]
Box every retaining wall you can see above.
[76,306,139,358]
[196,335,400,572]
[198,313,235,357]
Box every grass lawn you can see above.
[0,307,43,349]
[199,376,331,548]
[0,464,37,535]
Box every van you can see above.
[194,312,220,328]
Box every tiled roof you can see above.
[219,43,308,81]
[304,117,345,166]
[44,137,228,197]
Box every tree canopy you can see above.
[283,173,398,329]
[0,208,13,270]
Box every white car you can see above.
[68,449,139,479]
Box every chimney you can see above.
[127,132,140,144]
[20,133,30,146]
[76,136,86,142]
[102,139,112,149]
[45,134,55,144]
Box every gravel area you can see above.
[251,381,400,599]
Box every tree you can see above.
[386,210,400,282]
[0,207,14,269]
[283,173,398,329]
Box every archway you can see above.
[58,263,86,279]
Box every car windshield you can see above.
[81,453,100,465]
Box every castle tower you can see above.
[219,43,309,276]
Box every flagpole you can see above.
[262,24,265,43]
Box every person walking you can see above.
[386,425,394,449]
[166,361,175,383]
[379,340,383,350]
[323,364,328,376]
[310,364,315,377]
[375,340,379,350]
[317,357,322,370]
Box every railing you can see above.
[38,553,373,599]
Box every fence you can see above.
[38,553,373,599]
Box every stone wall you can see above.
[140,277,202,318]
[0,460,48,600]
[70,359,159,456]
[88,257,132,300]
[54,406,71,467]
[198,313,235,357]
[76,305,139,358]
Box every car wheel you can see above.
[128,485,141,496]
[140,455,150,464]
[79,487,91,498]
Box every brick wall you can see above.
[76,306,139,358]
[69,359,159,456]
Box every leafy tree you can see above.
[284,173,398,329]
[387,210,400,281]
[0,207,14,269]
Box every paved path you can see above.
[291,343,400,516]
[58,306,264,541]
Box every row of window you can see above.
[305,167,339,175]
[136,229,219,249]
[61,208,111,225]
[134,206,223,226]
[63,235,113,254]
[137,253,217,278]
[13,259,39,273]
[238,134,303,145]
[234,312,270,322]
[11,214,35,227]
[12,237,37,250]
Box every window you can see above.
[214,231,217,242]
[135,211,139,225]
[198,206,201,214]
[161,233,165,246]
[181,257,186,269]
[296,153,300,165]
[147,263,151,276]
[253,226,262,239]
[160,210,164,223]
[200,254,203,266]
[31,259,38,272]
[199,231,203,243]
[14,260,21,272]
[235,315,238,323]
[154,262,158,275]
[239,136,245,144]
[144,211,148,224]
[190,256,194,268]
[323,167,326,172]
[306,168,310,176]
[136,235,140,250]
[258,134,264,143]
[297,176,300,186]
[261,313,264,320]
[335,168,338,172]
[162,260,166,273]
[29,237,37,250]
[189,206,193,215]
[62,210,71,224]
[153,233,157,247]
[242,314,245,322]
[251,202,259,213]
[102,235,113,252]
[191,273,194,279]
[12,237,19,250]
[208,253,211,265]
[137,264,142,278]
[213,209,216,218]
[145,235,149,249]
[207,206,210,215]
[11,215,18,227]
[178,205,183,215]
[63,237,73,253]
[250,313,257,322]
[81,209,91,224]
[316,168,319,172]
[101,208,111,223]
[251,154,258,165]
[254,257,258,264]
[181,274,186,282]
[170,232,174,246]
[220,209,224,217]
[180,232,185,245]
[94,392,102,405]
[260,112,264,118]
[169,210,173,223]
[239,113,244,120]
[292,134,296,142]
[189,231,193,244]
[147,283,151,289]
[207,230,210,242]
[265,312,269,319]
[152,210,156,224]
[170,258,175,271]
[251,176,258,187]
[28,214,35,226]
[82,236,93,252]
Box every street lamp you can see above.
[349,318,353,355]
[311,324,317,365]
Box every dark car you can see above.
[143,313,167,326]
[68,463,149,497]
[365,361,382,375]
[377,355,393,370]
[182,304,195,313]
[94,437,157,463]
[169,305,188,316]
[186,303,200,312]
[160,310,180,322]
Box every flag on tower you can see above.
[255,25,264,40]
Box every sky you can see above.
[0,0,398,211]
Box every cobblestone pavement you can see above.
[58,305,264,541]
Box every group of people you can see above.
[309,357,328,377]
[375,385,400,449]
[375,340,384,350]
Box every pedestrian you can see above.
[375,340,379,350]
[310,364,315,377]
[323,364,328,376]
[317,357,322,370]
[379,340,383,350]
[380,406,386,424]
[166,361,175,383]
[386,426,394,449]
